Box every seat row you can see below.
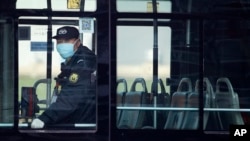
[116,77,244,130]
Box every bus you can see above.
[0,0,250,141]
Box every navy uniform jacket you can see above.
[38,45,96,125]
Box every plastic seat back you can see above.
[181,78,211,129]
[116,78,128,125]
[118,78,150,129]
[148,79,170,129]
[164,78,192,129]
[215,77,244,130]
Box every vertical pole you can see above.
[186,0,192,48]
[198,19,204,131]
[80,0,85,12]
[152,0,158,129]
[46,0,52,106]
[79,0,85,41]
[0,20,15,123]
[0,0,16,128]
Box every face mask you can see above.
[56,40,78,59]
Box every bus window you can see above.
[115,16,203,130]
[18,17,97,132]
[18,25,50,128]
[16,0,47,9]
[16,0,97,12]
[51,0,97,11]
[203,19,250,132]
[116,25,171,129]
[116,0,172,13]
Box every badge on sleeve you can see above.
[69,73,79,83]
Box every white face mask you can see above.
[56,40,78,59]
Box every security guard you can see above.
[31,26,96,128]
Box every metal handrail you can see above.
[116,106,250,112]
[0,123,96,128]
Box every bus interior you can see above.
[0,0,250,141]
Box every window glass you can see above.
[16,0,47,9]
[204,19,250,132]
[116,19,204,130]
[117,0,172,13]
[18,25,49,128]
[16,0,97,11]
[116,25,171,129]
[51,0,96,11]
[165,19,200,130]
[18,17,97,132]
[115,16,250,133]
[116,0,219,14]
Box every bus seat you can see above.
[215,77,244,130]
[20,87,40,119]
[143,78,170,129]
[205,79,223,130]
[116,78,128,125]
[117,78,150,129]
[154,79,170,129]
[181,78,211,129]
[164,78,192,129]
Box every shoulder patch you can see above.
[69,73,79,83]
[77,59,84,64]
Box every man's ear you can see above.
[74,39,81,50]
[76,39,81,46]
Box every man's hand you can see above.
[31,118,44,129]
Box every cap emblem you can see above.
[58,29,67,35]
